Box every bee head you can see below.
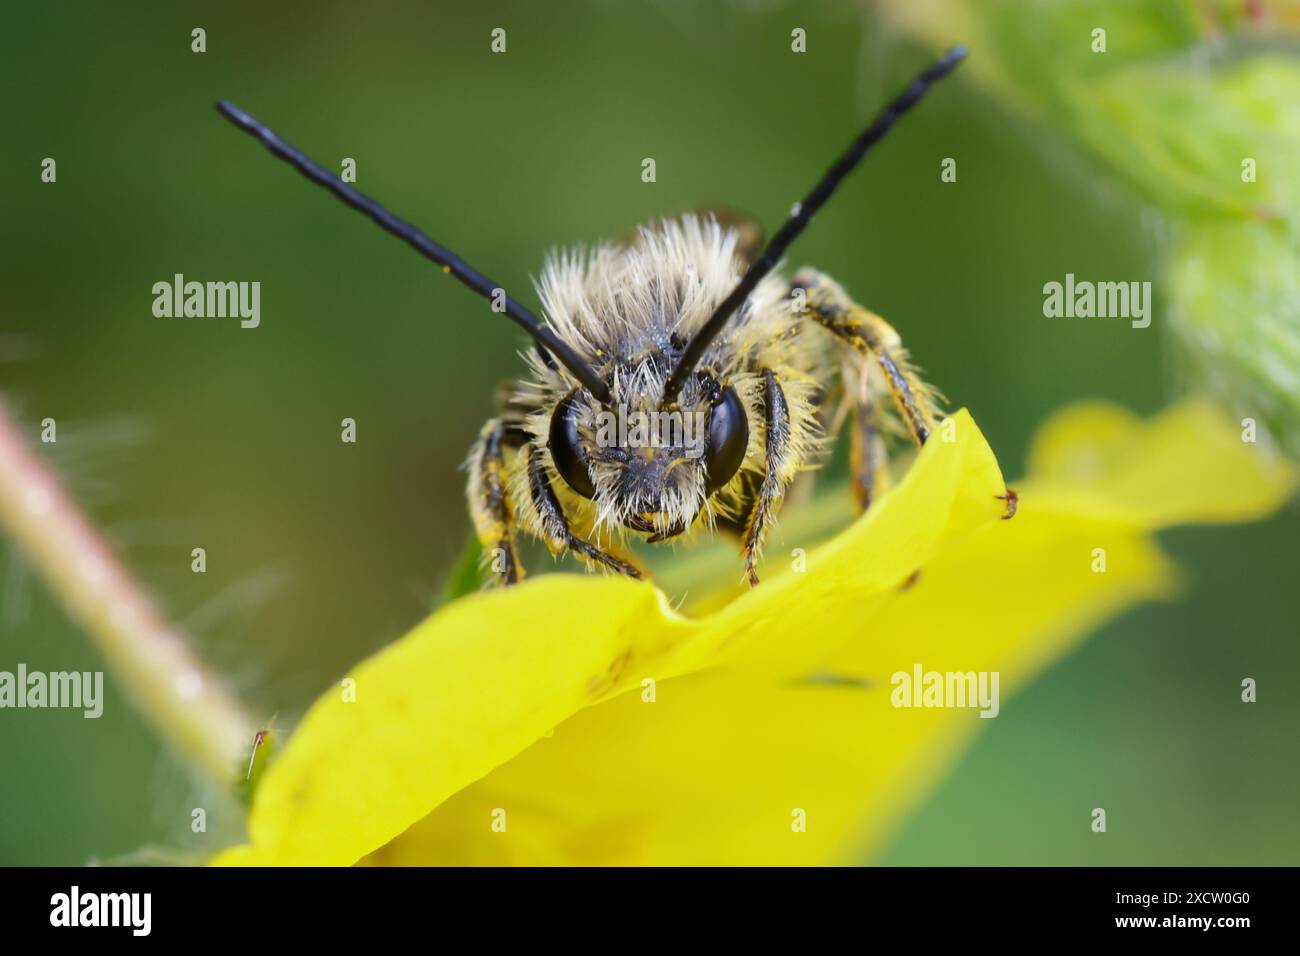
[547,367,749,539]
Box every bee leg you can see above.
[791,267,938,447]
[742,369,795,588]
[832,348,896,511]
[848,384,891,511]
[524,445,645,580]
[466,419,525,585]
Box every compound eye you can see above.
[548,392,596,499]
[704,386,749,494]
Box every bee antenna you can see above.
[214,101,611,403]
[662,44,968,404]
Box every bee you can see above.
[217,46,979,587]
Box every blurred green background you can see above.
[1,0,1296,865]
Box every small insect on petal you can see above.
[998,489,1019,520]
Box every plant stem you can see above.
[0,404,256,785]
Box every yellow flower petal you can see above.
[1022,400,1296,528]
[215,401,1294,866]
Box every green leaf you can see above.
[438,535,488,606]
[883,0,1300,455]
